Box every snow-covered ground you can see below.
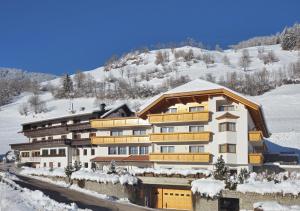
[20,167,138,185]
[0,172,88,211]
[0,44,299,154]
[253,201,300,211]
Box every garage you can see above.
[155,188,192,210]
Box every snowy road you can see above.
[0,167,154,211]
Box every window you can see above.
[91,162,96,169]
[50,149,56,156]
[21,152,29,157]
[83,149,87,156]
[41,137,46,141]
[32,151,40,157]
[58,149,65,156]
[189,145,204,153]
[58,162,61,168]
[76,149,80,156]
[118,146,127,155]
[111,130,123,136]
[89,133,96,138]
[108,147,117,155]
[166,108,177,113]
[44,162,46,167]
[73,134,81,139]
[160,127,174,133]
[48,136,53,140]
[140,146,149,155]
[219,144,236,153]
[61,121,67,126]
[84,162,88,168]
[160,146,175,153]
[61,135,67,139]
[73,119,81,124]
[91,148,95,155]
[42,150,48,156]
[189,106,204,112]
[32,138,37,142]
[189,125,204,132]
[219,122,236,132]
[218,105,235,112]
[129,146,138,155]
[133,129,146,136]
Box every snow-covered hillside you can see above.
[0,44,299,154]
[0,67,56,82]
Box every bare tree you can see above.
[222,55,231,65]
[202,53,215,68]
[28,94,46,114]
[19,103,29,116]
[239,49,251,71]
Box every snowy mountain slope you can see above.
[0,44,299,154]
[71,45,299,86]
[0,67,57,82]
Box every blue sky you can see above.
[0,0,299,75]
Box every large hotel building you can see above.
[11,79,269,171]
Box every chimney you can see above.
[100,103,106,112]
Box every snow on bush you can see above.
[21,167,65,177]
[253,201,300,211]
[191,178,225,198]
[237,172,300,196]
[71,170,119,184]
[129,167,211,177]
[21,167,138,185]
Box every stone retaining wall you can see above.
[194,190,300,211]
[44,176,143,204]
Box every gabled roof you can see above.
[138,79,270,137]
[216,112,240,120]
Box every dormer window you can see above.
[166,108,177,113]
[189,106,204,112]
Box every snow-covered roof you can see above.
[100,103,132,118]
[139,78,260,112]
[138,78,269,137]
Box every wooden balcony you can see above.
[149,153,212,163]
[20,157,41,163]
[148,111,210,124]
[91,135,150,145]
[90,117,150,129]
[249,153,264,165]
[249,131,263,145]
[150,132,212,143]
[249,131,263,142]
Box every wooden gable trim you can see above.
[138,88,269,137]
[216,112,240,120]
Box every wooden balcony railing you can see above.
[149,153,212,163]
[91,135,150,145]
[249,131,263,142]
[150,132,212,143]
[90,117,150,129]
[20,157,41,163]
[148,111,210,124]
[249,153,264,165]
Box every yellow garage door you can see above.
[155,188,192,210]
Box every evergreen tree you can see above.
[74,161,82,171]
[238,168,250,184]
[107,160,117,174]
[65,164,75,183]
[62,74,74,98]
[213,155,228,180]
